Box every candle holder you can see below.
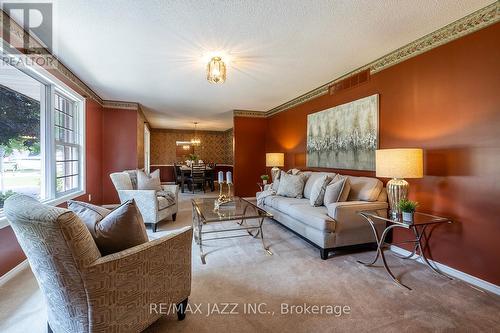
[215,182,233,209]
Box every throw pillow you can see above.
[137,169,162,191]
[67,200,111,238]
[309,175,333,207]
[286,168,301,175]
[277,171,306,198]
[94,200,149,255]
[323,176,351,205]
[271,178,280,192]
[124,169,139,189]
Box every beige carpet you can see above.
[1,192,499,332]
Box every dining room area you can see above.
[149,126,234,194]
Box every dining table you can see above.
[178,165,215,192]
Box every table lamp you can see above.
[375,148,423,218]
[266,153,284,181]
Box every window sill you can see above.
[0,190,85,230]
[0,216,8,229]
[44,190,85,207]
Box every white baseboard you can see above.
[390,245,500,296]
[0,259,29,288]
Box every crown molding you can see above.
[151,127,231,134]
[265,2,499,117]
[0,10,104,105]
[233,109,267,118]
[370,2,499,74]
[102,100,139,110]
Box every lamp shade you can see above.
[376,148,423,179]
[266,153,284,167]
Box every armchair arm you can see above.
[83,227,192,331]
[118,190,158,223]
[161,184,179,201]
[161,184,179,193]
[327,201,388,232]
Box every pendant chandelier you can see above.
[191,122,201,146]
[206,56,226,84]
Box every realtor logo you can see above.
[2,2,53,53]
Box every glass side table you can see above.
[357,211,453,290]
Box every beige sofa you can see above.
[258,171,388,259]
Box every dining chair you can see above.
[189,164,206,193]
[205,163,216,191]
[174,163,189,192]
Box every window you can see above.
[55,93,80,195]
[0,57,85,215]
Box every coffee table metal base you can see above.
[192,202,272,264]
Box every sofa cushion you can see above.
[137,169,162,191]
[323,176,351,205]
[303,172,337,199]
[285,203,336,232]
[277,171,306,198]
[263,196,307,211]
[347,176,383,202]
[309,175,333,207]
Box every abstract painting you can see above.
[306,94,378,171]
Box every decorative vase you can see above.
[263,180,268,185]
[402,211,414,223]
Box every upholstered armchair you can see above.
[4,194,192,333]
[110,171,179,232]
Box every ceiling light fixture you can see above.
[206,56,226,84]
[191,122,201,146]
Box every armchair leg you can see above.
[152,223,157,233]
[47,322,53,333]
[172,213,177,221]
[177,298,188,321]
[320,249,329,260]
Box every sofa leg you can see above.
[177,298,188,321]
[172,213,177,221]
[47,322,53,333]
[152,223,157,233]
[320,249,329,260]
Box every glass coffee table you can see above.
[191,197,273,264]
[357,211,453,290]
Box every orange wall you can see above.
[242,23,499,285]
[233,116,267,197]
[101,108,139,204]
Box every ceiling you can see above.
[44,0,493,130]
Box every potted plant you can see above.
[187,154,198,165]
[398,199,418,223]
[260,174,269,185]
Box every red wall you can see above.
[235,23,500,284]
[101,108,138,204]
[0,227,26,276]
[233,117,267,197]
[73,99,104,204]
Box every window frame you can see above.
[0,52,86,228]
